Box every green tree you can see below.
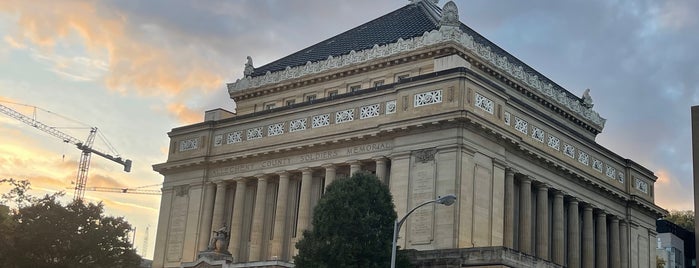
[0,179,142,268]
[663,210,694,231]
[294,172,410,268]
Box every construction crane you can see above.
[0,102,132,201]
[81,186,160,195]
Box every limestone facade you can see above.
[152,2,665,267]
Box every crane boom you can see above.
[78,186,161,195]
[0,103,132,200]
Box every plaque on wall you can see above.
[166,188,190,262]
[409,148,437,245]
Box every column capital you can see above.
[583,203,596,210]
[535,182,550,190]
[235,178,248,184]
[346,160,361,165]
[372,156,388,162]
[506,166,520,175]
[519,175,532,183]
[277,171,290,177]
[552,189,565,197]
[492,158,507,169]
[565,195,579,203]
[321,163,336,169]
[254,174,269,180]
[596,210,607,217]
[300,167,313,174]
[212,179,228,186]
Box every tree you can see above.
[0,179,142,268]
[294,172,410,268]
[664,210,694,231]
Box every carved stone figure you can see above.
[208,226,230,254]
[439,1,459,28]
[243,56,254,77]
[582,88,594,108]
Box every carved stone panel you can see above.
[409,148,437,245]
[166,190,190,262]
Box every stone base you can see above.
[181,251,234,268]
[404,246,563,268]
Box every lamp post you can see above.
[390,194,457,268]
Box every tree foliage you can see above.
[663,210,694,231]
[294,172,409,268]
[0,179,142,268]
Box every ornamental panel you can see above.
[312,114,330,128]
[179,138,198,151]
[386,100,397,114]
[360,104,380,119]
[605,165,616,179]
[268,122,284,136]
[531,126,544,143]
[504,112,511,125]
[514,117,528,134]
[414,90,442,107]
[592,159,603,173]
[635,178,649,193]
[563,144,575,158]
[617,172,625,183]
[213,135,223,147]
[475,93,494,114]
[578,151,589,166]
[335,109,355,124]
[289,118,307,132]
[547,135,560,151]
[247,127,263,140]
[227,131,242,144]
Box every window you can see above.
[285,99,295,106]
[264,103,276,110]
[327,90,338,97]
[396,74,409,81]
[349,85,361,92]
[373,80,385,87]
[305,94,317,102]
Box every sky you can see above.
[0,0,697,260]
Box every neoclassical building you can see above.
[152,1,666,267]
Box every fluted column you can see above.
[228,179,247,259]
[518,176,532,255]
[551,191,564,265]
[198,182,216,251]
[620,220,629,268]
[349,161,361,176]
[249,175,268,261]
[610,216,620,268]
[296,168,313,236]
[272,172,290,260]
[596,211,608,268]
[323,164,336,190]
[567,198,580,268]
[374,157,387,184]
[582,204,594,268]
[536,183,549,260]
[503,168,515,248]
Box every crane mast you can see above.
[0,103,132,201]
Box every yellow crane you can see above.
[0,101,132,201]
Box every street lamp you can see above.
[390,194,457,268]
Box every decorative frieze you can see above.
[414,90,443,107]
[514,117,528,134]
[386,100,397,114]
[289,118,307,132]
[547,135,560,150]
[227,131,242,144]
[635,178,649,193]
[578,151,589,166]
[563,144,575,159]
[312,114,330,128]
[531,126,544,143]
[179,138,199,152]
[504,112,511,125]
[228,23,605,129]
[247,127,263,140]
[605,165,616,179]
[475,93,494,114]
[592,160,603,173]
[268,122,284,136]
[213,135,223,147]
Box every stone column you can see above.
[249,175,268,261]
[228,179,247,259]
[374,157,388,184]
[503,168,515,249]
[349,161,361,176]
[567,198,580,268]
[536,183,549,260]
[582,204,594,268]
[272,172,290,260]
[551,190,564,265]
[610,216,620,268]
[620,220,629,268]
[296,168,313,236]
[596,211,608,268]
[198,182,216,251]
[323,164,336,190]
[518,176,532,255]
[210,181,228,233]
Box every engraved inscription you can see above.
[409,152,435,245]
[166,193,189,261]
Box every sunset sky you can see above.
[1,0,697,259]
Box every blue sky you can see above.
[1,0,697,259]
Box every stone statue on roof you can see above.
[207,226,230,254]
[244,56,254,77]
[582,88,594,108]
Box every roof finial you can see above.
[243,56,254,77]
[439,1,459,28]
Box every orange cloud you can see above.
[167,102,202,124]
[0,0,225,114]
[653,169,693,211]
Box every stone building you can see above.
[152,1,666,267]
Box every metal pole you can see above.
[391,220,398,268]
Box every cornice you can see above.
[228,25,606,130]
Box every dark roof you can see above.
[251,2,441,77]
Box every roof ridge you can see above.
[415,0,442,25]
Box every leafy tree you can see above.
[294,172,411,268]
[0,179,142,268]
[663,210,694,231]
